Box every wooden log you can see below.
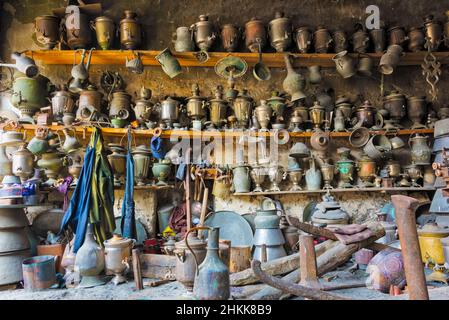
[140,253,176,279]
[230,283,267,299]
[132,249,143,290]
[299,234,320,288]
[251,260,352,300]
[249,227,385,300]
[288,217,397,252]
[229,245,252,274]
[230,240,337,286]
[321,280,367,291]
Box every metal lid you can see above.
[104,234,133,247]
[418,223,449,237]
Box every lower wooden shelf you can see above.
[233,186,436,196]
[41,184,175,193]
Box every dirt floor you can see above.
[1,267,449,300]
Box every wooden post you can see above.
[230,245,252,273]
[299,235,320,289]
[219,239,232,269]
[132,249,143,290]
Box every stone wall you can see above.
[0,0,442,232]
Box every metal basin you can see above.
[0,228,30,253]
[0,207,29,229]
[0,249,31,285]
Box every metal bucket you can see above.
[22,255,56,290]
[363,135,392,160]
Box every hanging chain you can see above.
[421,37,441,102]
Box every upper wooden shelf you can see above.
[17,124,433,140]
[24,50,449,68]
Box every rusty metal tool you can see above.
[391,195,429,300]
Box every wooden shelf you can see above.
[17,124,434,140]
[233,187,436,196]
[24,50,449,68]
[41,184,175,193]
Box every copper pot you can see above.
[295,27,312,53]
[423,14,442,52]
[388,26,407,47]
[333,30,348,53]
[65,12,92,49]
[120,10,142,50]
[314,26,332,53]
[268,12,292,52]
[408,27,425,52]
[244,17,266,53]
[221,24,240,52]
[34,15,60,50]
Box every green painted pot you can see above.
[152,160,171,185]
[11,72,50,122]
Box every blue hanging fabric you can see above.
[59,130,97,253]
[150,135,165,159]
[121,128,137,239]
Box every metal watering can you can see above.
[69,48,95,93]
[185,226,230,300]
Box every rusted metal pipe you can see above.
[251,260,351,300]
[299,234,320,288]
[391,195,429,300]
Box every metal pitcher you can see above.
[232,165,251,193]
[155,48,182,78]
[305,157,322,191]
[187,227,229,300]
[172,26,195,52]
[409,133,432,165]
[332,50,356,79]
[91,16,115,50]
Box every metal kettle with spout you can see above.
[69,48,95,93]
[186,226,230,300]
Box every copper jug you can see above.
[120,10,142,50]
[282,54,306,102]
[351,25,370,53]
[445,11,449,48]
[191,15,216,52]
[268,12,292,52]
[369,28,386,53]
[34,15,60,49]
[408,27,425,52]
[314,26,332,53]
[423,15,442,52]
[333,30,348,53]
[295,27,312,53]
[65,11,92,49]
[221,24,240,52]
[244,17,266,53]
[388,26,407,47]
